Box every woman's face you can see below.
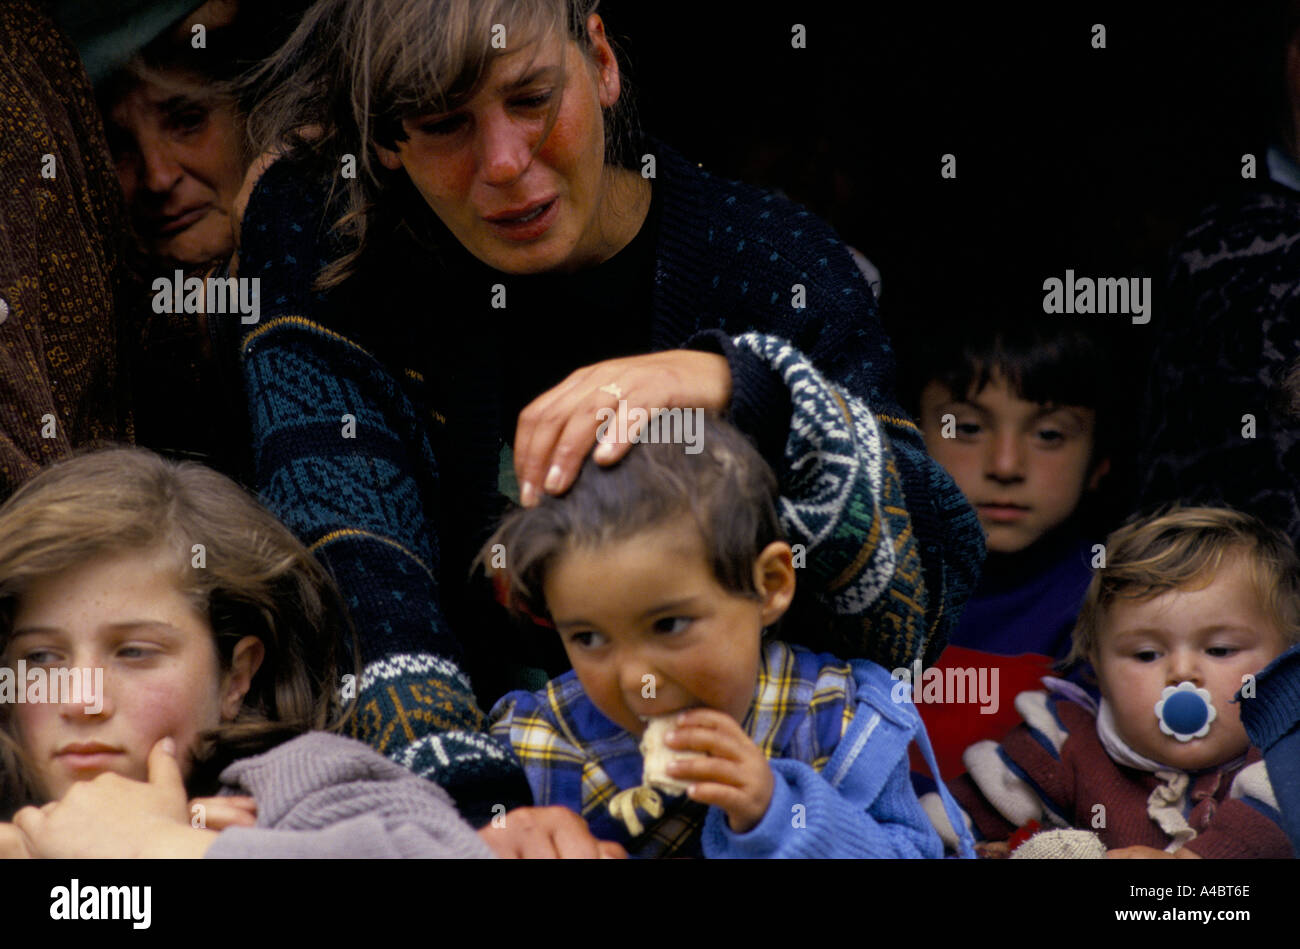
[375,16,635,275]
[107,72,247,267]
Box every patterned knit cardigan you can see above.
[1136,181,1300,547]
[237,141,983,820]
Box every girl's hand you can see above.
[188,795,257,831]
[12,738,218,858]
[664,708,774,833]
[0,822,32,859]
[476,806,628,859]
[513,351,731,506]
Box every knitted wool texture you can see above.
[1238,644,1300,854]
[238,140,983,817]
[640,141,981,657]
[206,731,494,858]
[733,331,930,666]
[242,314,529,822]
[948,693,1292,858]
[1010,829,1106,859]
[1240,643,1300,750]
[1136,184,1300,548]
[0,0,133,499]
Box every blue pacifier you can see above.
[1154,682,1216,741]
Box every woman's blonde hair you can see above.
[243,0,639,288]
[1068,505,1300,666]
[0,447,357,816]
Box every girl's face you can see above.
[374,15,641,275]
[3,550,261,802]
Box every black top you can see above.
[492,189,660,425]
[327,178,660,430]
[321,179,664,700]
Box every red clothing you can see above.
[911,534,1094,781]
[909,645,1054,780]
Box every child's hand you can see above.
[1106,845,1178,859]
[665,708,774,833]
[188,795,257,831]
[0,822,33,859]
[12,738,218,858]
[476,806,628,859]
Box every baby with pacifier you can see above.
[927,506,1296,859]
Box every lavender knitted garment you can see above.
[205,732,494,859]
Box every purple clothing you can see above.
[205,732,493,859]
[948,532,1094,660]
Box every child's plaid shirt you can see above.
[489,639,974,858]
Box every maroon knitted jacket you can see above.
[951,699,1292,858]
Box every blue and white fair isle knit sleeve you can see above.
[710,334,977,854]
[649,140,982,667]
[728,332,938,672]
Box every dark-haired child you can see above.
[904,316,1116,780]
[0,448,490,858]
[484,413,974,858]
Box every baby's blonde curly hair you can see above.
[1068,505,1300,668]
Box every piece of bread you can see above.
[640,715,704,796]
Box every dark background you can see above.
[605,1,1284,343]
[599,1,1288,521]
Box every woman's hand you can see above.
[11,738,218,858]
[476,806,628,858]
[229,150,282,278]
[664,708,775,834]
[229,126,322,277]
[513,350,731,506]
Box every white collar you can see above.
[1096,698,1178,773]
